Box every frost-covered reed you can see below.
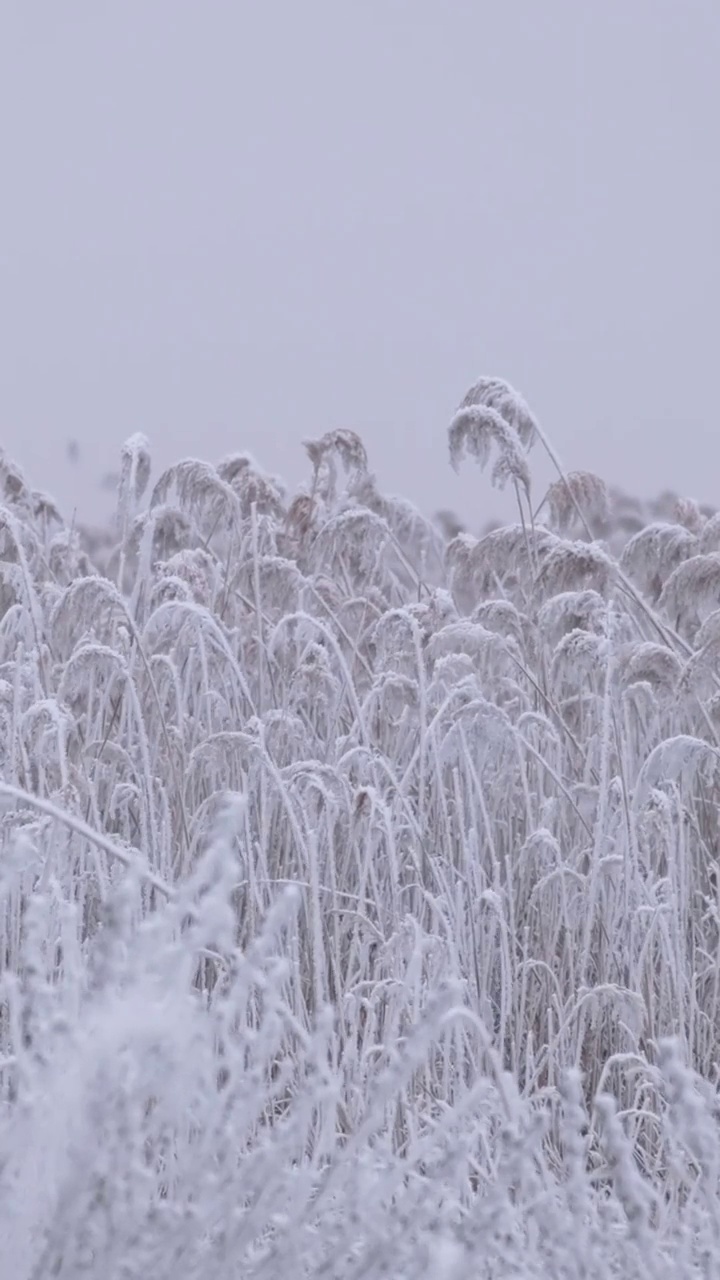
[1,380,720,1276]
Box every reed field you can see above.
[1,377,720,1277]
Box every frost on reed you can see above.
[1,381,720,1276]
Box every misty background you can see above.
[1,2,718,530]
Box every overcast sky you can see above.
[1,2,719,527]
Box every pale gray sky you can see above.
[1,2,719,527]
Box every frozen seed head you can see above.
[620,521,697,599]
[448,403,531,495]
[544,470,609,534]
[459,375,539,449]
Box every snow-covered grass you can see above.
[1,378,720,1276]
